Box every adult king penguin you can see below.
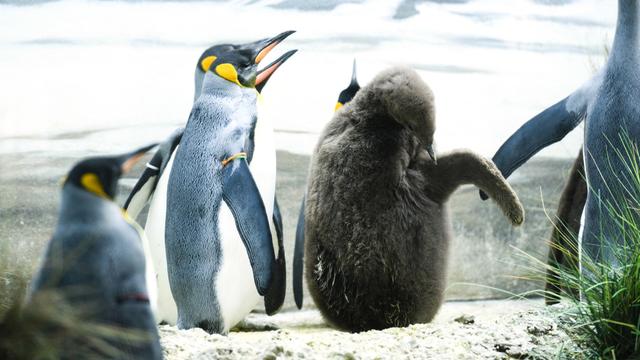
[480,1,640,268]
[126,32,296,334]
[293,60,360,309]
[27,145,162,359]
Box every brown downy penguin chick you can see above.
[304,66,525,332]
[545,150,586,304]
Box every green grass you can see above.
[523,132,640,359]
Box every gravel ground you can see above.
[159,300,584,360]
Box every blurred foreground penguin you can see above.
[125,31,296,334]
[302,67,524,332]
[481,0,640,270]
[27,144,162,359]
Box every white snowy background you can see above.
[0,0,614,158]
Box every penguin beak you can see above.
[118,143,158,173]
[426,144,437,164]
[255,50,297,93]
[249,30,296,65]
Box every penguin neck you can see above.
[610,0,640,65]
[187,73,257,141]
[200,73,246,99]
[58,185,122,225]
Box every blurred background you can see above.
[0,0,614,310]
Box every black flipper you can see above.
[264,197,286,315]
[293,196,305,309]
[480,95,586,200]
[123,151,161,215]
[124,128,184,217]
[222,159,275,296]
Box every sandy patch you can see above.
[160,300,582,359]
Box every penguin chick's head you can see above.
[195,30,297,94]
[64,143,157,200]
[335,59,361,112]
[360,66,436,159]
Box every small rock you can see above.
[494,343,511,353]
[454,314,475,325]
[526,324,553,336]
[506,346,529,359]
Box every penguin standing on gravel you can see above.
[481,0,640,268]
[27,144,162,359]
[302,67,524,332]
[125,32,296,334]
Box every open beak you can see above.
[256,50,297,93]
[118,143,158,173]
[426,144,437,164]
[248,30,296,65]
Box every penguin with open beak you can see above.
[27,144,162,359]
[126,31,296,334]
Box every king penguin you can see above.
[126,32,296,334]
[293,60,360,309]
[299,66,524,332]
[481,0,640,268]
[27,144,162,359]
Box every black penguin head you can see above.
[64,144,157,200]
[335,60,361,111]
[194,30,297,96]
[365,66,437,162]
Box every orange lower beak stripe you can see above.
[256,62,281,85]
[255,41,280,64]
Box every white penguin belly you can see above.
[215,203,263,332]
[144,149,178,325]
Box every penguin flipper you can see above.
[479,91,590,200]
[222,160,275,296]
[293,196,305,309]
[264,197,286,315]
[123,152,161,217]
[426,151,525,226]
[124,127,184,217]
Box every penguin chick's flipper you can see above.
[293,196,305,309]
[545,149,585,305]
[124,128,184,218]
[479,90,591,200]
[426,150,525,226]
[222,159,276,295]
[264,197,286,315]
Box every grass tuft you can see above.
[521,132,640,359]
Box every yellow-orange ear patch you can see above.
[215,63,242,87]
[201,56,217,72]
[334,102,343,112]
[80,173,109,198]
